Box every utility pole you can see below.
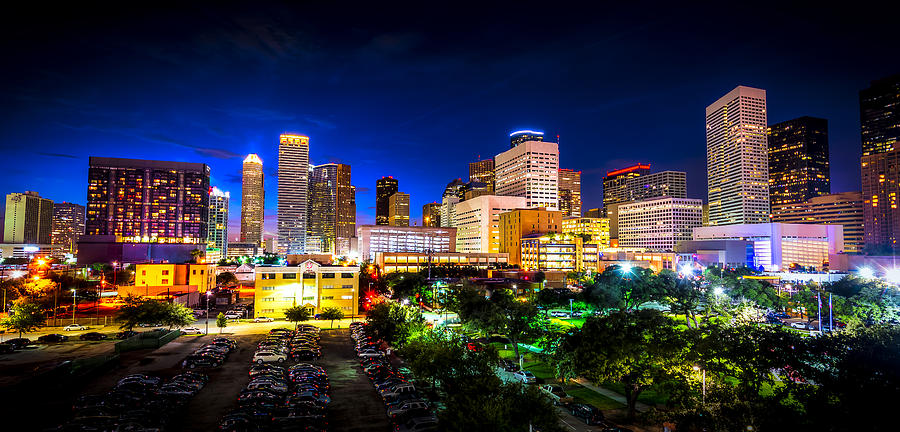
[817,289,823,333]
[72,289,77,325]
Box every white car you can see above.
[358,349,384,358]
[548,311,570,318]
[181,327,204,334]
[513,370,537,383]
[252,350,287,364]
[224,312,242,319]
[63,324,87,331]
[789,321,810,330]
[253,316,274,323]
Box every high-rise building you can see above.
[618,197,703,251]
[207,187,229,260]
[86,157,210,243]
[463,181,491,200]
[307,164,337,253]
[509,130,544,148]
[388,192,410,227]
[51,202,85,254]
[561,217,610,248]
[768,116,830,214]
[453,195,527,253]
[498,207,563,266]
[469,159,495,192]
[706,86,770,226]
[626,171,687,202]
[772,192,864,254]
[584,208,603,218]
[558,169,582,217]
[495,138,559,210]
[335,164,356,255]
[241,154,264,245]
[440,179,466,228]
[422,203,441,227]
[277,134,310,254]
[860,75,900,251]
[5,191,53,244]
[375,177,398,226]
[602,164,650,213]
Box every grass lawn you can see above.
[566,384,625,410]
[601,381,669,406]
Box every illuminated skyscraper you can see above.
[375,177,398,226]
[602,164,650,213]
[773,192,864,254]
[509,130,544,148]
[626,171,686,202]
[306,163,355,254]
[277,134,310,254]
[558,169,582,217]
[207,187,229,259]
[495,136,559,210]
[51,202,85,254]
[469,159,495,192]
[241,154,264,245]
[768,117,830,214]
[422,203,441,227]
[335,164,356,255]
[861,74,900,156]
[706,86,769,226]
[860,74,900,251]
[5,191,53,244]
[389,192,410,227]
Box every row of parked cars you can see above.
[182,337,236,369]
[251,325,322,364]
[219,328,329,431]
[351,322,437,432]
[54,372,208,431]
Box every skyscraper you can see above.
[860,75,900,251]
[241,154,264,245]
[768,116,830,214]
[469,159,495,192]
[277,134,310,254]
[422,202,441,227]
[618,197,703,251]
[306,163,355,254]
[495,137,559,210]
[389,192,410,227]
[558,169,582,217]
[335,164,356,255]
[509,130,544,148]
[86,157,210,243]
[51,202,85,254]
[773,192,864,254]
[625,171,687,202]
[602,163,650,213]
[207,187,229,259]
[706,86,770,226]
[440,179,465,228]
[375,176,398,226]
[5,191,53,244]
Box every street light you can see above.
[886,268,900,284]
[858,267,875,279]
[205,291,213,335]
[693,365,706,405]
[620,263,633,275]
[71,288,77,325]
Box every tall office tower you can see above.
[558,169,582,217]
[207,187,229,259]
[463,181,491,200]
[626,171,687,201]
[602,164,650,213]
[422,203,441,227]
[277,134,310,254]
[241,154,264,245]
[509,130,544,148]
[334,164,356,255]
[706,86,770,226]
[768,117,830,215]
[440,179,466,228]
[495,137,559,210]
[618,197,704,251]
[375,176,398,225]
[5,191,53,244]
[498,207,563,266]
[51,202,85,254]
[860,75,900,251]
[773,192,865,254]
[307,163,336,253]
[454,195,527,253]
[469,159,495,192]
[388,192,410,227]
[86,157,210,242]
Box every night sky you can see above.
[2,2,899,239]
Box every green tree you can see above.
[162,302,196,328]
[215,271,239,287]
[216,312,227,334]
[189,248,205,263]
[583,265,663,314]
[319,306,345,328]
[366,301,426,347]
[1,301,45,337]
[284,305,312,329]
[116,295,168,330]
[453,287,543,362]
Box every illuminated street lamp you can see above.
[679,263,693,277]
[693,365,706,405]
[858,267,875,279]
[71,288,77,325]
[620,263,633,275]
[205,290,213,335]
[885,268,900,285]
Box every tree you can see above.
[1,301,45,337]
[366,301,426,347]
[116,296,194,329]
[216,312,227,334]
[319,306,345,328]
[583,265,663,314]
[453,287,543,362]
[216,272,239,287]
[162,302,195,328]
[189,248,205,263]
[284,305,312,329]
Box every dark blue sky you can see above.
[2,2,899,239]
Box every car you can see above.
[252,350,287,364]
[789,321,811,330]
[499,359,519,372]
[183,355,221,369]
[772,312,791,319]
[358,349,384,358]
[79,332,108,341]
[598,422,634,432]
[380,383,416,399]
[116,330,139,339]
[38,333,69,343]
[64,324,88,331]
[540,384,574,404]
[1,338,33,349]
[253,316,275,323]
[569,403,604,425]
[387,399,430,417]
[548,310,570,318]
[395,416,439,432]
[513,370,536,383]
[118,374,162,386]
[247,380,289,394]
[224,312,242,319]
[180,327,204,335]
[0,344,14,354]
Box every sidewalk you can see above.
[573,378,652,413]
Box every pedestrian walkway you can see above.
[572,378,652,413]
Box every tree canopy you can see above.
[284,305,312,329]
[1,301,45,337]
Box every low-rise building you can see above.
[561,217,610,248]
[692,223,843,271]
[772,191,864,254]
[254,260,359,318]
[227,242,261,258]
[454,195,527,254]
[618,197,703,251]
[357,225,456,261]
[375,252,508,273]
[674,240,755,269]
[0,244,57,260]
[598,250,678,272]
[520,233,599,272]
[133,263,216,293]
[498,207,563,267]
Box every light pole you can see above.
[205,291,213,335]
[569,298,574,316]
[693,365,706,405]
[71,288,77,325]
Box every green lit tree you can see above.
[1,301,45,337]
[284,305,312,330]
[319,306,345,328]
[216,312,227,334]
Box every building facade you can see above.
[334,164,356,255]
[625,170,687,202]
[768,116,830,213]
[51,202,85,255]
[706,86,770,226]
[375,252,509,273]
[469,159,495,192]
[561,217,610,248]
[388,192,410,227]
[86,157,210,244]
[603,164,650,214]
[227,242,260,258]
[772,192,864,254]
[241,154,264,245]
[693,223,843,271]
[375,176,398,226]
[453,195,527,254]
[498,207,563,266]
[4,192,53,245]
[356,225,456,261]
[494,139,559,210]
[254,260,359,318]
[520,233,598,272]
[440,179,466,228]
[207,187,229,261]
[860,75,900,252]
[422,203,441,227]
[133,263,216,294]
[277,134,311,254]
[617,197,703,251]
[509,130,544,148]
[558,169,582,217]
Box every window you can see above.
[302,296,315,302]
[161,279,169,284]
[261,273,275,280]
[322,273,335,279]
[282,297,294,302]
[262,287,275,291]
[141,270,146,276]
[341,295,353,300]
[192,270,196,275]
[261,309,274,313]
[162,270,169,275]
[323,285,336,289]
[200,270,204,275]
[262,297,274,302]
[341,273,354,278]
[342,284,354,289]
[282,273,297,279]
[303,273,316,279]
[321,296,334,300]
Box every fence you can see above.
[114,329,182,353]
[46,316,120,328]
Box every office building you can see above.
[469,159,495,192]
[388,192,410,227]
[453,195,527,253]
[768,117,830,213]
[675,240,755,269]
[241,154,264,245]
[51,202,85,255]
[584,208,602,218]
[561,217,610,248]
[603,164,650,213]
[77,236,203,266]
[207,187,229,260]
[693,223,843,271]
[706,86,770,225]
[498,207,563,266]
[254,259,359,319]
[495,138,559,210]
[463,181,491,200]
[307,163,355,254]
[440,179,465,228]
[277,134,310,254]
[334,164,356,254]
[509,129,544,148]
[772,192,864,254]
[598,250,679,273]
[422,203,441,227]
[356,225,456,261]
[375,176,398,226]
[375,252,508,274]
[0,244,56,260]
[626,171,687,202]
[4,191,53,245]
[558,169,582,217]
[520,233,599,272]
[860,75,900,251]
[227,242,260,259]
[85,157,210,243]
[131,263,216,295]
[618,197,703,251]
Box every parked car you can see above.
[116,330,139,339]
[253,316,274,323]
[569,403,604,425]
[790,321,810,330]
[38,333,69,343]
[181,327,204,335]
[0,344,14,354]
[387,399,430,418]
[597,422,634,432]
[540,384,574,404]
[395,416,439,432]
[252,350,287,364]
[79,332,108,341]
[183,355,221,369]
[549,311,570,318]
[1,338,33,349]
[64,324,88,331]
[224,312,242,319]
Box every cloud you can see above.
[55,122,240,160]
[302,115,336,130]
[354,186,371,194]
[217,107,296,122]
[36,152,79,159]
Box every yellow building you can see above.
[133,263,216,294]
[520,233,598,272]
[254,259,359,318]
[562,217,610,248]
[499,208,563,267]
